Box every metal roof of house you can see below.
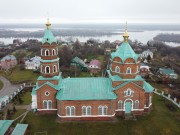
[159,68,176,75]
[42,29,57,45]
[11,124,28,135]
[1,55,16,62]
[89,59,101,68]
[56,77,117,100]
[0,120,14,135]
[71,57,87,67]
[111,42,139,62]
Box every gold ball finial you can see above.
[46,18,51,29]
[123,21,129,42]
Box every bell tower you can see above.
[40,18,60,78]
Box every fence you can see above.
[0,83,34,110]
[154,89,180,108]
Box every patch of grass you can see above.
[2,66,39,84]
[11,109,26,120]
[0,80,4,90]
[24,94,180,135]
[21,91,32,105]
[79,72,91,77]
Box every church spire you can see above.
[123,21,129,42]
[46,18,51,29]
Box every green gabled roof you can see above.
[111,42,139,62]
[56,77,117,100]
[159,68,177,75]
[143,81,154,93]
[32,81,60,95]
[71,57,87,67]
[42,29,57,44]
[0,120,14,135]
[11,124,28,135]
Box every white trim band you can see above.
[57,113,115,118]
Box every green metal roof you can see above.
[143,81,154,92]
[40,58,59,63]
[71,57,87,67]
[42,29,57,44]
[11,124,28,135]
[107,70,144,82]
[0,120,14,135]
[37,74,62,81]
[159,68,177,75]
[111,42,139,62]
[56,77,117,100]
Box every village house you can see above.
[141,49,153,59]
[25,56,41,70]
[158,68,178,79]
[140,63,151,77]
[88,59,101,74]
[71,56,88,71]
[0,55,17,70]
[31,20,154,121]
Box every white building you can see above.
[25,56,41,70]
[141,49,153,59]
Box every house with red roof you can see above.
[88,59,101,74]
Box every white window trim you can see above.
[53,65,57,73]
[52,49,56,56]
[45,91,50,96]
[82,106,92,116]
[126,67,132,74]
[45,49,50,56]
[66,106,76,116]
[118,100,123,109]
[98,105,108,116]
[43,100,52,110]
[124,88,134,97]
[45,66,50,74]
[134,100,139,109]
[115,66,120,73]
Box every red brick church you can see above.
[31,20,154,121]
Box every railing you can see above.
[0,83,34,110]
[154,89,180,108]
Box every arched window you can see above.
[45,49,50,56]
[43,100,47,109]
[45,66,50,74]
[115,66,120,73]
[53,65,57,73]
[82,106,91,115]
[52,49,56,55]
[124,88,134,97]
[134,100,139,109]
[126,67,131,74]
[118,100,123,109]
[98,106,108,115]
[66,106,75,116]
[48,100,52,109]
[149,96,152,105]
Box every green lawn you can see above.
[21,91,32,105]
[2,66,39,84]
[0,80,4,90]
[21,94,180,135]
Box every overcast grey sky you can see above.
[0,0,180,24]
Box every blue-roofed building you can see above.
[11,124,28,135]
[158,68,178,79]
[0,120,14,135]
[31,20,154,121]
